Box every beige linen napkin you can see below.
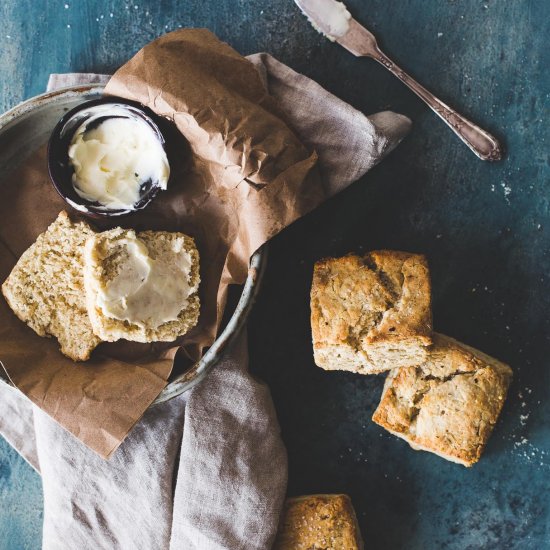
[0,56,410,550]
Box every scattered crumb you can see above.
[437,32,443,38]
[64,3,69,8]
[66,24,71,28]
[502,385,549,469]
[501,182,512,203]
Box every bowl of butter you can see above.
[48,97,170,217]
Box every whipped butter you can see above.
[68,105,169,211]
[97,233,195,329]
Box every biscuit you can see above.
[273,494,363,550]
[1,211,101,361]
[84,227,200,343]
[372,333,512,466]
[311,251,432,374]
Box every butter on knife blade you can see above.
[294,0,352,41]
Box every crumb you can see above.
[501,182,512,203]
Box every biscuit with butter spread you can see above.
[84,227,200,343]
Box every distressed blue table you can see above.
[1,1,548,549]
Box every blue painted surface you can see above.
[0,442,42,550]
[0,0,549,549]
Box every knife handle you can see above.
[372,49,502,161]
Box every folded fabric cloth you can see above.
[0,55,411,550]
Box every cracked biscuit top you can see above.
[311,251,433,374]
[372,333,513,466]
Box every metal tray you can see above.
[0,85,266,405]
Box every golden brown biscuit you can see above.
[273,494,363,550]
[372,333,512,466]
[311,251,432,374]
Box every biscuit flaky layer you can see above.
[311,251,433,375]
[1,211,101,361]
[273,494,363,550]
[83,227,201,343]
[372,333,513,466]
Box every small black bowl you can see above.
[48,97,169,218]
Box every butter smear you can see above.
[96,233,195,329]
[296,0,352,41]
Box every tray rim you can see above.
[0,85,267,405]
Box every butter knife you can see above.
[294,0,502,161]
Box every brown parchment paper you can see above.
[0,29,326,458]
